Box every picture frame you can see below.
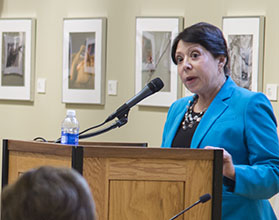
[62,18,106,104]
[0,18,35,101]
[222,16,265,92]
[135,17,184,107]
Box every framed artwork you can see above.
[0,18,35,101]
[62,18,106,104]
[222,16,265,92]
[135,17,183,107]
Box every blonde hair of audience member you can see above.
[1,166,97,220]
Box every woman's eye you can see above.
[176,56,183,63]
[191,52,200,58]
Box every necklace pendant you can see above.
[182,121,186,130]
[181,95,206,130]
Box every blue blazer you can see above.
[161,77,279,219]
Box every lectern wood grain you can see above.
[109,180,184,220]
[8,151,71,184]
[83,156,213,220]
[2,140,222,220]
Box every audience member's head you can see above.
[1,166,96,220]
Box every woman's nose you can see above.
[183,59,192,70]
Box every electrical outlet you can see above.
[266,84,277,101]
[108,80,117,95]
[37,78,46,94]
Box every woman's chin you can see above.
[185,85,197,94]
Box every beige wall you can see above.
[0,0,279,146]
[0,0,278,217]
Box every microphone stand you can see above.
[79,110,129,140]
[169,200,200,220]
[55,110,130,143]
[169,193,211,220]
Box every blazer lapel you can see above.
[191,77,235,149]
[167,97,194,145]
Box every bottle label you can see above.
[61,132,79,145]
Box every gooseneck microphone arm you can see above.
[79,117,128,140]
[104,77,164,123]
[75,77,164,140]
[45,78,164,143]
[55,118,127,143]
[104,103,130,123]
[169,193,211,220]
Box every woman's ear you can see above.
[218,56,227,69]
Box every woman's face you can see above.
[175,40,225,98]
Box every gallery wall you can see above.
[1,0,278,146]
[0,0,278,216]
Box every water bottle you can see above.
[61,110,79,145]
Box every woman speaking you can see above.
[161,22,279,219]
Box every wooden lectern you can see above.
[2,139,222,220]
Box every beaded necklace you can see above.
[182,95,207,130]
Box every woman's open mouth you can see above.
[186,76,198,84]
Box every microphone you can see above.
[169,193,211,220]
[105,77,164,123]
